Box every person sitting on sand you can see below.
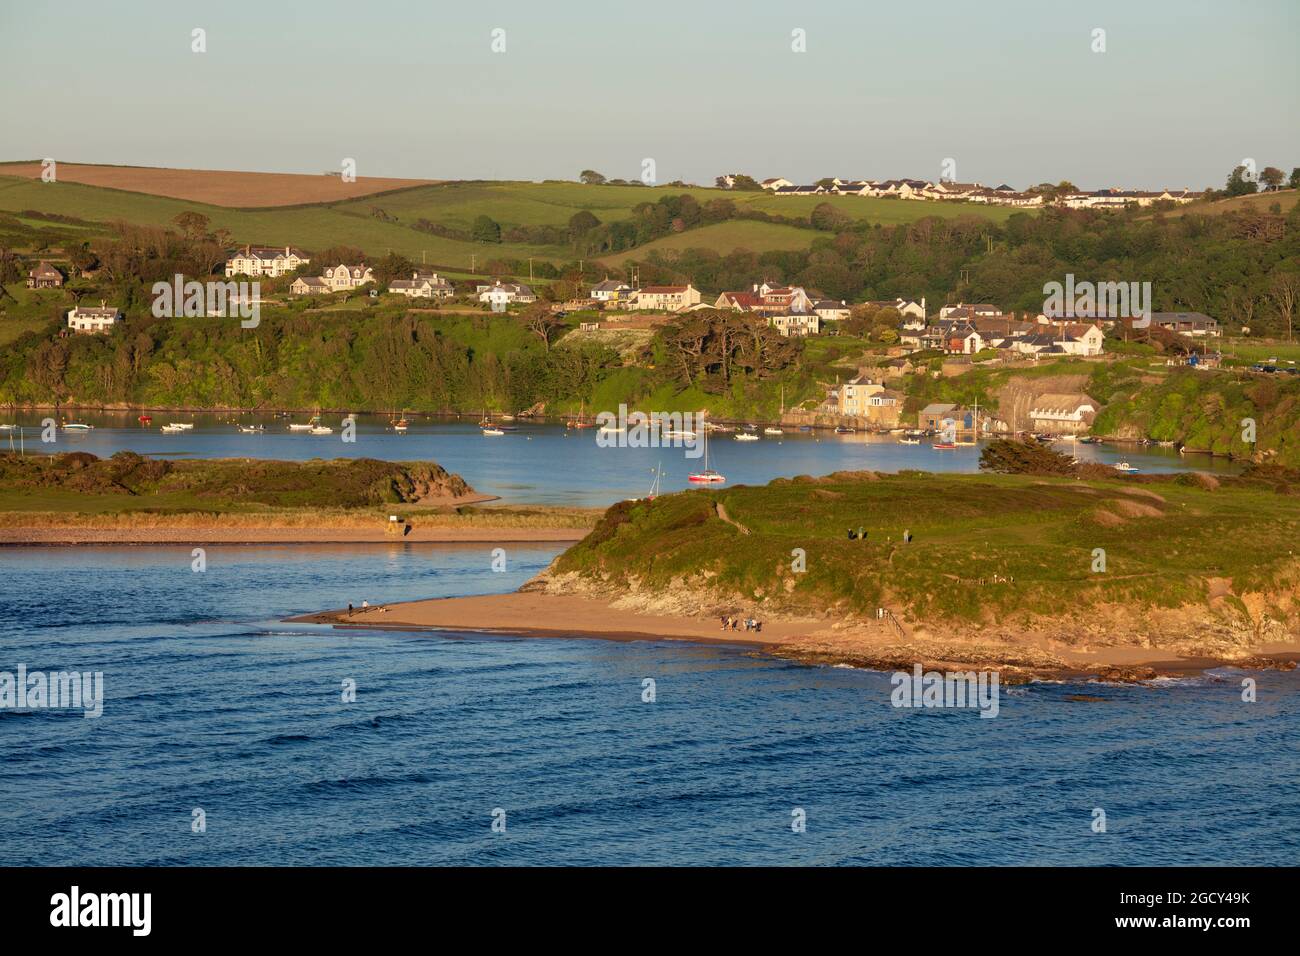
[847,528,857,540]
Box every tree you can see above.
[372,251,417,288]
[1260,167,1285,190]
[471,215,501,244]
[730,174,762,191]
[522,305,564,350]
[172,211,211,241]
[1290,168,1300,190]
[1270,272,1299,342]
[579,170,606,185]
[810,202,850,232]
[1225,165,1259,197]
[567,210,601,242]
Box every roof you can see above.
[920,403,958,415]
[591,279,629,292]
[232,245,308,260]
[1151,312,1217,326]
[639,285,691,294]
[29,261,62,278]
[69,306,120,317]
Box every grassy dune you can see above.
[551,469,1300,625]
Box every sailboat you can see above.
[688,415,726,484]
[390,410,409,433]
[288,413,318,432]
[569,400,594,429]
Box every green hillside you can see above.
[0,174,1023,269]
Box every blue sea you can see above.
[1,544,1296,866]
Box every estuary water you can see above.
[4,411,1240,507]
[0,545,1294,866]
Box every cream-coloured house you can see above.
[630,284,701,312]
[225,245,310,278]
[838,375,885,416]
[1029,393,1099,434]
[322,264,374,292]
[67,303,123,334]
[290,277,329,295]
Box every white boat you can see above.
[899,437,921,445]
[763,427,784,436]
[289,413,322,432]
[308,425,333,435]
[1113,461,1140,473]
[237,424,265,433]
[688,415,726,484]
[661,429,696,439]
[0,424,17,431]
[160,424,186,434]
[61,422,94,431]
[166,423,195,430]
[481,427,505,436]
[734,432,760,441]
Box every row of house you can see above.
[762,177,1195,208]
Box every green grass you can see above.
[554,470,1300,624]
[598,220,822,265]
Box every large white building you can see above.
[67,303,123,334]
[224,245,310,278]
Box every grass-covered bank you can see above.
[543,455,1300,638]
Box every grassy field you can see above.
[597,220,822,265]
[553,467,1300,624]
[1154,189,1299,219]
[0,171,1027,269]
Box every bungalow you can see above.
[590,278,632,302]
[1029,393,1099,435]
[225,245,310,278]
[767,313,820,337]
[66,302,122,334]
[1057,322,1106,355]
[761,178,793,190]
[476,280,537,306]
[631,284,701,312]
[1151,312,1220,337]
[26,261,64,288]
[289,276,329,295]
[389,271,454,298]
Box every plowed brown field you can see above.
[0,162,437,207]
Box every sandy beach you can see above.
[0,526,590,546]
[291,590,1300,682]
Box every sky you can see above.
[2,0,1297,191]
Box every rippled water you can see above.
[1,546,1295,866]
[2,411,1238,507]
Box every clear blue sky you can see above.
[2,0,1296,190]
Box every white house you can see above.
[389,271,454,298]
[630,284,701,312]
[290,276,329,295]
[67,303,123,334]
[590,278,632,301]
[812,299,851,323]
[225,245,310,278]
[476,280,537,306]
[761,178,793,190]
[767,313,820,337]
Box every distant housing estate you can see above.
[763,176,1195,209]
[225,245,310,278]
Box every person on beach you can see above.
[347,603,354,616]
[847,528,856,540]
[858,527,866,542]
[903,529,912,544]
